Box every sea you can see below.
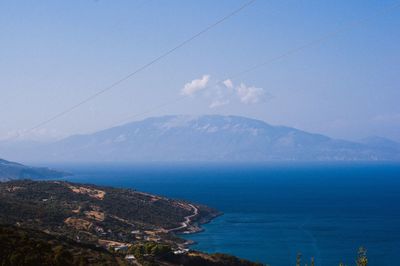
[51,162,400,266]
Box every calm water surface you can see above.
[51,162,400,266]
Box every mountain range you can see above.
[1,115,399,162]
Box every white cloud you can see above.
[179,75,269,108]
[236,83,266,104]
[181,75,210,96]
[223,79,234,89]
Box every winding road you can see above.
[168,204,198,232]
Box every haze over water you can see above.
[58,162,400,265]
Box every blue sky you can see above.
[1,0,399,141]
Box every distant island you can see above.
[0,179,265,266]
[1,115,399,162]
[0,158,70,182]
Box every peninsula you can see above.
[0,179,262,266]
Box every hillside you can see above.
[0,224,263,266]
[0,158,70,182]
[0,180,266,266]
[3,115,398,162]
[0,225,121,265]
[0,180,219,238]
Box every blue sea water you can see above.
[54,162,400,266]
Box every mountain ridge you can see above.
[1,115,399,162]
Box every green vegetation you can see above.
[0,179,219,244]
[297,247,369,266]
[0,225,122,265]
[128,242,172,258]
[124,242,263,266]
[356,247,368,266]
[125,242,173,265]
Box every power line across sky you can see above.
[26,0,257,133]
[95,1,400,133]
[8,0,400,141]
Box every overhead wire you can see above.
[98,1,400,131]
[26,0,257,133]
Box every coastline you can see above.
[176,210,223,248]
[181,207,222,234]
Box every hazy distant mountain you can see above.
[360,136,400,151]
[1,115,400,162]
[0,158,70,181]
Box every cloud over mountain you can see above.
[236,83,266,104]
[181,75,210,96]
[181,76,268,108]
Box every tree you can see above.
[296,252,301,266]
[151,244,171,257]
[356,247,368,266]
[53,245,73,266]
